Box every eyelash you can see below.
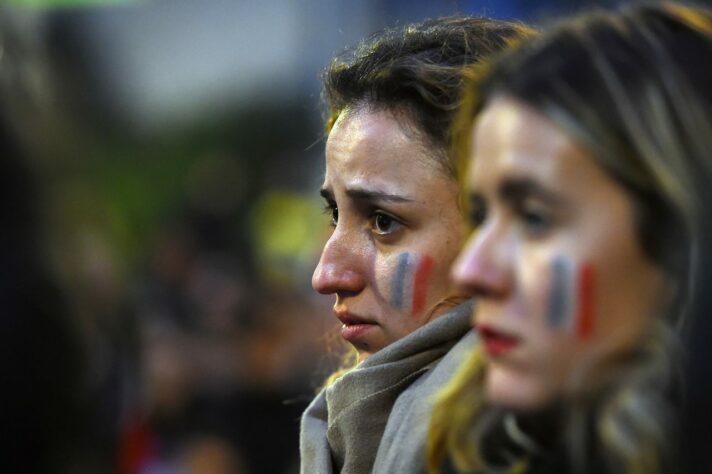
[469,205,487,228]
[322,202,338,227]
[468,197,487,228]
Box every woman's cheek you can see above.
[377,252,435,315]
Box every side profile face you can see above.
[313,107,467,362]
[453,97,668,410]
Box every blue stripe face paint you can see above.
[390,252,411,309]
[548,256,572,329]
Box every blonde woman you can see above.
[429,3,712,473]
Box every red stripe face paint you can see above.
[575,262,595,340]
[411,255,434,314]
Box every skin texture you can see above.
[313,107,467,362]
[453,97,668,411]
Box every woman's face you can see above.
[313,108,467,362]
[454,98,668,411]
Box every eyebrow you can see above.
[498,177,565,206]
[319,186,414,203]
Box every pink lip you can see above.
[336,311,377,343]
[477,324,520,357]
[341,323,376,342]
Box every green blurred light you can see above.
[251,191,325,286]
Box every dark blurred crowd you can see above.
[0,6,341,473]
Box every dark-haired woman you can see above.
[299,16,533,474]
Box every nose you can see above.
[312,229,366,295]
[452,222,512,299]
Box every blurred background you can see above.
[0,0,688,473]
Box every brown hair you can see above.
[323,16,534,177]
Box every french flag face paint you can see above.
[389,252,435,315]
[546,256,596,340]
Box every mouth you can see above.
[336,312,377,343]
[477,324,520,357]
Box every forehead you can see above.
[469,98,594,190]
[325,108,444,183]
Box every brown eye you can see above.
[517,201,554,237]
[522,210,548,232]
[469,194,487,228]
[372,211,402,235]
[331,206,339,225]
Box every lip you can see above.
[335,311,377,343]
[477,324,520,357]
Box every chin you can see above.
[485,365,555,413]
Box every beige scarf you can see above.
[300,301,475,474]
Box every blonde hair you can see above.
[429,3,712,473]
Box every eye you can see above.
[469,195,487,228]
[372,211,402,235]
[322,202,338,227]
[518,204,553,237]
